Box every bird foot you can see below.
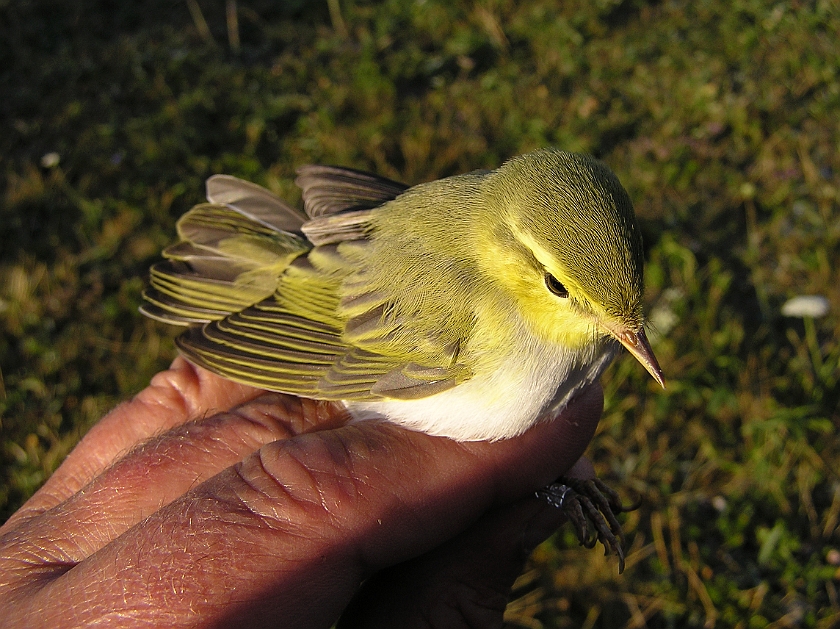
[538,477,639,574]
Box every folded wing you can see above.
[144,168,471,400]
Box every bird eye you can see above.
[545,273,569,298]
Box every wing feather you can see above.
[143,192,309,326]
[301,210,374,246]
[370,367,459,399]
[206,174,307,233]
[146,169,474,402]
[295,165,408,218]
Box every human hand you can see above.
[0,357,604,628]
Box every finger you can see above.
[2,393,347,561]
[348,499,566,628]
[338,495,568,629]
[565,455,596,480]
[8,358,263,524]
[6,384,603,628]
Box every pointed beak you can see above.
[602,323,665,388]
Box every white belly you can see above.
[347,339,617,441]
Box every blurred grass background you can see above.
[1,0,838,626]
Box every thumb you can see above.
[338,495,568,629]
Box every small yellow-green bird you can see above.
[141,148,663,442]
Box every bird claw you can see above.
[537,477,638,574]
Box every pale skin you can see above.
[0,357,604,628]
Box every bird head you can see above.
[481,149,664,387]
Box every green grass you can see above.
[2,0,839,626]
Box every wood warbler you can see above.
[142,148,663,442]
[142,149,665,571]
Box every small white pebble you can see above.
[781,295,829,318]
[41,152,60,168]
[827,549,840,566]
[711,495,727,511]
